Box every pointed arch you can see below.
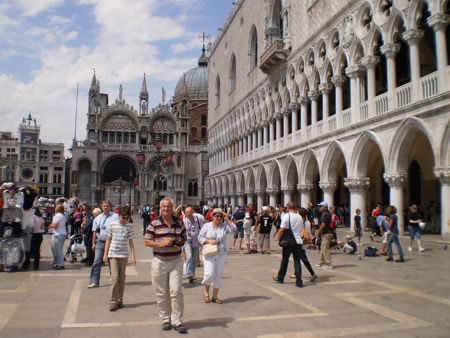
[349,130,386,177]
[387,117,436,174]
[229,53,237,92]
[255,163,268,191]
[249,24,258,70]
[299,149,320,185]
[268,159,282,189]
[236,170,245,194]
[282,155,299,187]
[322,141,348,181]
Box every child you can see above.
[243,213,253,254]
[353,209,362,244]
[103,206,136,311]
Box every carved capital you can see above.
[428,13,448,32]
[383,173,407,187]
[402,29,424,46]
[331,75,347,87]
[282,107,290,116]
[298,96,309,105]
[266,188,279,195]
[380,43,400,59]
[345,64,365,78]
[297,184,314,192]
[307,90,320,100]
[318,83,333,95]
[244,190,254,195]
[319,181,337,193]
[281,185,294,192]
[289,102,299,111]
[361,55,380,69]
[344,177,370,192]
[434,167,450,184]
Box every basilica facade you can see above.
[70,50,209,208]
[205,0,450,236]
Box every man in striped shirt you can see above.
[144,197,187,334]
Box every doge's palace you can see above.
[206,0,450,237]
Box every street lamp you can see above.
[114,177,126,206]
[153,136,163,206]
[128,170,134,210]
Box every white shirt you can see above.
[52,213,67,236]
[280,212,303,244]
[93,212,120,242]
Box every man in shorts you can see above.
[232,206,245,250]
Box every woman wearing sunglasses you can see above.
[198,208,236,304]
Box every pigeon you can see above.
[444,244,448,250]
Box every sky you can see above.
[0,0,233,155]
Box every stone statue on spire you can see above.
[162,87,166,104]
[119,84,123,100]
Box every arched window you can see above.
[215,75,221,107]
[177,155,182,168]
[201,114,207,126]
[249,25,258,70]
[418,2,437,76]
[188,179,198,196]
[153,175,167,191]
[229,54,236,92]
[201,128,207,139]
[374,34,388,95]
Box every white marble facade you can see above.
[206,0,450,237]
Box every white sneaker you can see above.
[408,246,413,252]
[315,263,323,268]
[322,265,333,270]
[88,283,99,289]
[419,247,425,252]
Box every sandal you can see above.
[211,297,223,304]
[204,295,211,303]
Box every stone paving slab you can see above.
[0,222,449,338]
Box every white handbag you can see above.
[202,244,218,257]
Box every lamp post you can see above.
[128,170,134,209]
[153,136,163,206]
[114,177,126,206]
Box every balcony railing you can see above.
[259,39,289,74]
[360,102,368,121]
[342,108,351,127]
[375,93,389,115]
[421,72,439,99]
[396,82,412,108]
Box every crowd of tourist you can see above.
[0,181,436,334]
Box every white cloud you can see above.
[16,0,64,17]
[0,48,18,59]
[0,0,215,155]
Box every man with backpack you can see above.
[141,204,151,236]
[314,201,334,270]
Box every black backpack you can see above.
[364,246,378,257]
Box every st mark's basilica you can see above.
[70,49,209,209]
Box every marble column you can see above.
[383,173,407,235]
[289,102,299,138]
[237,194,245,208]
[299,96,307,140]
[429,14,449,93]
[344,177,370,232]
[403,29,424,102]
[245,191,254,205]
[319,181,337,207]
[267,189,278,208]
[319,83,333,124]
[263,122,268,146]
[255,190,265,212]
[345,65,364,124]
[230,195,236,209]
[308,90,320,126]
[275,113,282,141]
[281,185,294,205]
[298,184,314,208]
[331,75,346,129]
[361,55,379,117]
[381,43,400,110]
[434,168,450,238]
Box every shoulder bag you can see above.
[279,214,297,248]
[202,243,218,257]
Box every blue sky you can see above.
[0,0,232,153]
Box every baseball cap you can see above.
[317,201,328,207]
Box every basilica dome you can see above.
[173,49,208,102]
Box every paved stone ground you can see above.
[1,219,449,338]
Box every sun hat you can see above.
[317,201,328,207]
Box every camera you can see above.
[172,238,184,247]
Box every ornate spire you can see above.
[140,73,149,99]
[198,45,208,67]
[198,31,209,67]
[139,74,149,115]
[89,69,98,93]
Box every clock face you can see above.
[21,133,38,144]
[22,168,34,180]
